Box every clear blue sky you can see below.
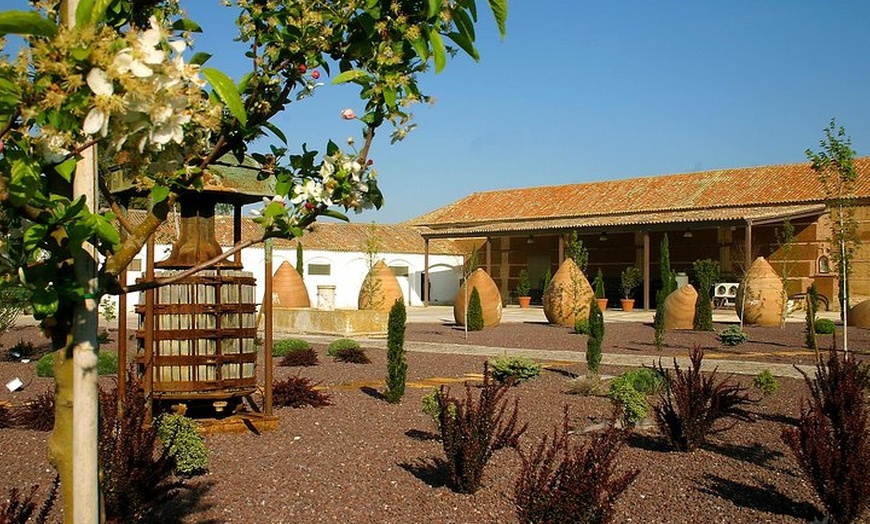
[10,1,870,224]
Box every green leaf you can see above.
[446,32,479,61]
[172,18,202,32]
[383,85,397,108]
[190,52,211,66]
[9,157,40,207]
[262,121,287,144]
[90,213,121,248]
[332,70,371,85]
[487,0,508,37]
[321,209,349,222]
[452,6,476,42]
[0,11,57,37]
[410,34,429,62]
[75,0,95,26]
[202,68,247,127]
[429,31,447,73]
[150,185,170,203]
[427,0,441,19]
[23,224,47,253]
[326,140,339,156]
[54,158,77,183]
[31,287,58,319]
[275,178,292,197]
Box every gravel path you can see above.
[0,321,862,523]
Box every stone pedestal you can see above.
[317,285,336,311]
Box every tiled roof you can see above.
[410,158,870,231]
[416,204,826,238]
[126,210,461,255]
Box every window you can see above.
[390,265,409,277]
[818,256,830,274]
[308,263,331,276]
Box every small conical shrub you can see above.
[805,284,819,353]
[467,287,484,331]
[587,298,604,375]
[385,299,408,403]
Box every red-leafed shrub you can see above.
[273,376,331,409]
[436,363,527,493]
[10,390,55,431]
[653,346,753,451]
[0,476,58,524]
[782,347,870,524]
[515,408,638,524]
[279,348,319,367]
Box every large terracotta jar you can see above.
[358,260,404,312]
[663,284,697,330]
[542,259,594,327]
[453,268,503,327]
[848,299,870,327]
[273,261,310,308]
[736,257,784,327]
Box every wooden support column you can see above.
[233,203,242,265]
[558,234,565,264]
[144,236,155,424]
[643,231,650,310]
[485,237,492,272]
[264,239,273,416]
[745,219,753,270]
[423,238,430,306]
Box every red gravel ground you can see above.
[0,320,865,523]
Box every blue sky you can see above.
[9,1,870,224]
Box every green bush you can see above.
[36,350,118,377]
[608,381,649,427]
[155,413,209,476]
[385,300,408,403]
[611,368,665,396]
[753,369,780,396]
[586,299,605,375]
[815,318,836,335]
[489,356,542,385]
[273,338,310,357]
[572,317,590,335]
[327,338,360,357]
[716,325,748,347]
[467,287,484,331]
[422,387,456,429]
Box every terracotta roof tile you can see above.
[126,210,460,255]
[410,158,870,228]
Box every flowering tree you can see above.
[0,0,506,520]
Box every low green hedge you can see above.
[36,350,119,378]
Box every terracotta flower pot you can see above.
[663,284,697,330]
[620,298,635,312]
[542,259,594,327]
[358,260,404,312]
[273,261,310,308]
[518,296,532,309]
[596,298,608,311]
[453,268,503,327]
[736,257,783,327]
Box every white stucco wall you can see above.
[113,244,463,313]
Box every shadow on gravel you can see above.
[625,432,671,453]
[405,428,440,441]
[152,480,220,524]
[699,474,822,521]
[360,386,386,401]
[399,458,452,489]
[701,440,784,468]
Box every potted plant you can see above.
[620,266,642,311]
[592,268,608,311]
[516,269,532,308]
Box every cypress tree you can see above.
[653,234,676,349]
[805,284,819,354]
[467,287,484,331]
[693,259,720,331]
[295,242,304,280]
[385,299,407,403]
[586,298,605,376]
